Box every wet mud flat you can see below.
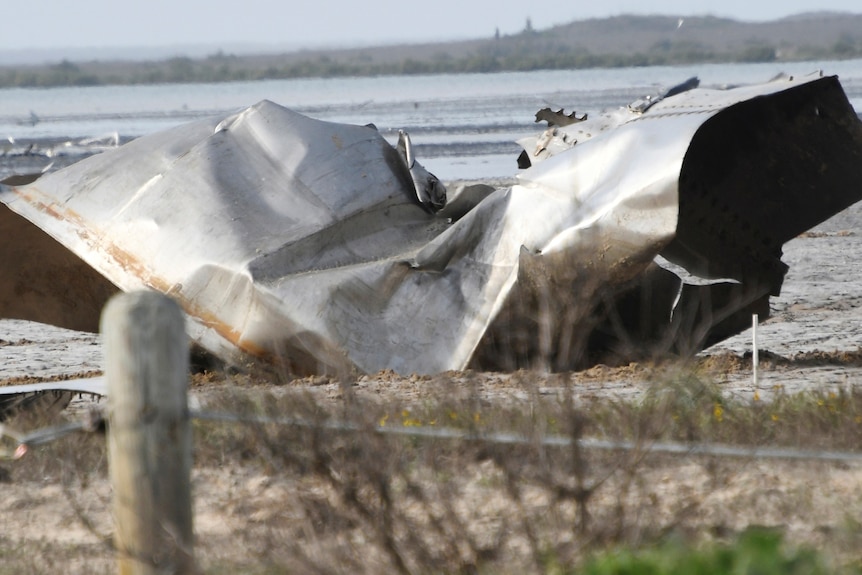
[705,199,862,399]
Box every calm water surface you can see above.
[2,59,862,180]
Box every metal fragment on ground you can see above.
[1,73,861,377]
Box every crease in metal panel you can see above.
[1,73,861,375]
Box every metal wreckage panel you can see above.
[1,73,861,377]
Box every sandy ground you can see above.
[2,195,862,571]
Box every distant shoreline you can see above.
[1,13,861,89]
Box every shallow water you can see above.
[2,59,862,181]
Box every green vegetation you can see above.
[579,528,858,575]
[0,45,823,88]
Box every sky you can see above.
[2,0,860,58]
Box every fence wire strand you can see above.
[190,409,862,463]
[8,404,861,463]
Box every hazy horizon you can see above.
[1,2,860,66]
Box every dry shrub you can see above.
[191,381,637,573]
[4,370,862,574]
[0,404,113,574]
[188,371,862,574]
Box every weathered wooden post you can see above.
[102,291,195,574]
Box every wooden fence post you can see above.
[102,291,195,574]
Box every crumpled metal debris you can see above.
[517,76,704,165]
[2,73,861,376]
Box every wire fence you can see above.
[4,400,862,464]
[3,288,861,573]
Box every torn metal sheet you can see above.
[501,72,862,368]
[0,377,105,421]
[2,73,862,375]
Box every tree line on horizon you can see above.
[1,14,861,88]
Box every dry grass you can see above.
[2,369,862,574]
